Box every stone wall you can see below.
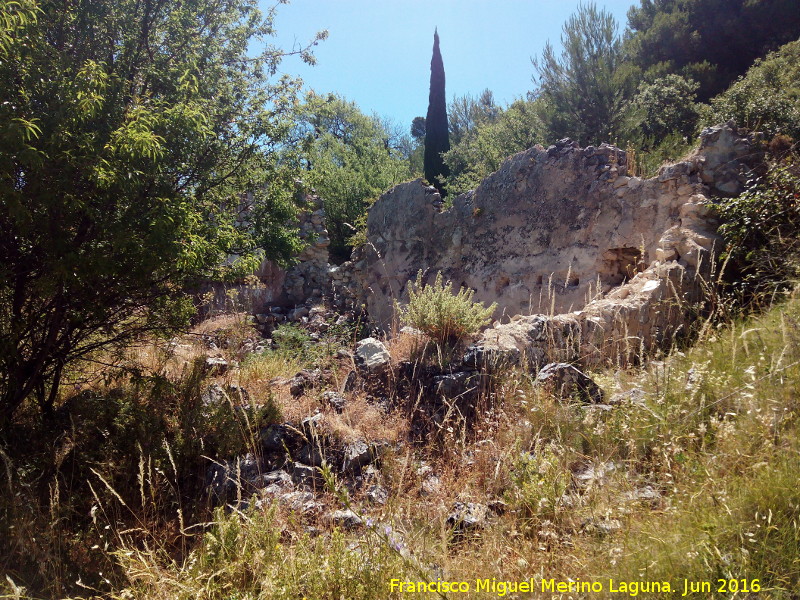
[197,260,286,319]
[197,192,332,318]
[330,122,759,365]
[282,194,332,305]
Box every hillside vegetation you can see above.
[3,284,800,598]
[2,0,800,598]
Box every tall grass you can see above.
[4,292,800,599]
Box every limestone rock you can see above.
[366,484,388,505]
[300,412,325,437]
[203,357,230,375]
[253,469,294,493]
[297,444,323,467]
[205,453,261,500]
[535,363,604,403]
[260,423,302,455]
[240,124,756,372]
[289,369,322,397]
[328,509,364,529]
[355,338,391,372]
[291,463,319,487]
[695,121,760,196]
[341,439,382,475]
[446,502,489,535]
[201,384,249,407]
[322,391,347,413]
[276,490,323,513]
[468,314,581,370]
[433,371,481,402]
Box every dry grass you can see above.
[5,293,800,599]
[326,394,406,445]
[387,330,426,364]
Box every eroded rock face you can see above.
[470,259,710,367]
[695,121,760,196]
[344,136,726,328]
[330,123,761,364]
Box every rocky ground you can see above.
[192,300,650,542]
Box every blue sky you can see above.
[268,0,636,131]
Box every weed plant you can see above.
[396,270,497,350]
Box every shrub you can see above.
[272,323,314,353]
[717,157,800,305]
[397,270,496,347]
[703,40,800,140]
[630,74,701,143]
[626,132,696,178]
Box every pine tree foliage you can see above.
[626,0,800,102]
[533,2,630,146]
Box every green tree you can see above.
[294,93,411,260]
[424,28,450,193]
[533,2,631,146]
[703,40,800,140]
[630,74,700,145]
[0,0,325,427]
[448,89,500,145]
[444,98,544,196]
[408,116,426,175]
[625,0,800,101]
[411,116,427,140]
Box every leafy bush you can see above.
[443,98,544,196]
[397,271,496,347]
[291,93,411,260]
[718,158,800,304]
[703,40,800,140]
[629,74,700,144]
[509,442,570,524]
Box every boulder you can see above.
[297,444,323,467]
[535,363,604,403]
[205,453,261,500]
[328,509,364,529]
[203,357,230,375]
[446,502,489,535]
[289,369,322,397]
[341,439,383,476]
[433,371,481,402]
[322,391,347,413]
[201,384,250,407]
[276,490,323,513]
[291,463,320,487]
[366,484,388,505]
[252,469,293,493]
[355,338,391,372]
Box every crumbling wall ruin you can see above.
[282,193,332,305]
[197,192,332,318]
[328,122,759,366]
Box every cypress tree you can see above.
[424,28,450,194]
